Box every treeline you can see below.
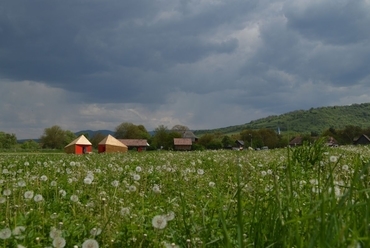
[1,123,370,152]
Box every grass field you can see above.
[0,141,369,247]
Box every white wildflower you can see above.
[33,194,43,202]
[53,236,66,248]
[0,228,11,239]
[152,215,167,229]
[82,239,99,248]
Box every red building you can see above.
[64,135,92,154]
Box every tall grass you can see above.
[0,144,369,247]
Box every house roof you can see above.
[174,138,192,146]
[354,134,370,143]
[235,140,244,146]
[99,135,128,147]
[289,136,303,145]
[119,139,149,147]
[182,130,198,139]
[65,135,92,148]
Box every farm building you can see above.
[353,134,370,145]
[235,140,244,150]
[64,135,92,154]
[98,135,128,153]
[325,136,338,147]
[289,137,303,146]
[182,130,198,143]
[174,138,192,151]
[119,139,149,151]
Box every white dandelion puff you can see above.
[0,228,11,239]
[17,180,26,187]
[120,207,130,216]
[133,174,141,181]
[111,180,119,187]
[52,236,66,248]
[164,211,175,221]
[90,227,102,236]
[12,226,26,239]
[40,175,48,181]
[82,238,99,248]
[84,177,93,185]
[152,185,161,194]
[33,194,43,202]
[50,227,62,239]
[3,189,11,196]
[152,215,167,229]
[330,156,338,163]
[59,190,67,197]
[70,195,79,202]
[129,185,137,192]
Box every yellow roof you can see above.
[99,134,128,147]
[65,135,92,148]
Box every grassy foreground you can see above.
[0,142,369,247]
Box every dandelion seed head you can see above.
[152,215,167,229]
[82,238,99,248]
[0,228,11,239]
[70,195,79,202]
[133,174,140,181]
[33,194,43,202]
[90,227,102,236]
[111,180,119,187]
[330,156,338,163]
[84,177,93,185]
[40,175,48,181]
[129,185,137,192]
[53,236,66,248]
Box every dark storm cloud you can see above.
[0,0,251,104]
[2,0,370,138]
[284,1,370,45]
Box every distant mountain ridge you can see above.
[75,129,115,138]
[17,102,370,142]
[194,102,370,136]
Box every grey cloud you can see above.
[284,1,370,45]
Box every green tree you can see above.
[0,132,17,149]
[221,135,234,148]
[40,125,76,149]
[21,140,40,150]
[90,132,106,149]
[115,122,150,139]
[151,125,181,150]
[171,125,189,133]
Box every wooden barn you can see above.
[119,139,149,151]
[353,134,370,145]
[64,135,92,154]
[174,138,192,151]
[98,135,128,153]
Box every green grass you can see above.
[0,144,369,247]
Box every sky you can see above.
[1,0,370,139]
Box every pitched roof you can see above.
[118,139,149,147]
[99,135,127,147]
[174,138,192,146]
[182,130,198,139]
[65,135,92,148]
[289,136,303,145]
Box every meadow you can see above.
[0,141,369,247]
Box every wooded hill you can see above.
[194,103,370,136]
